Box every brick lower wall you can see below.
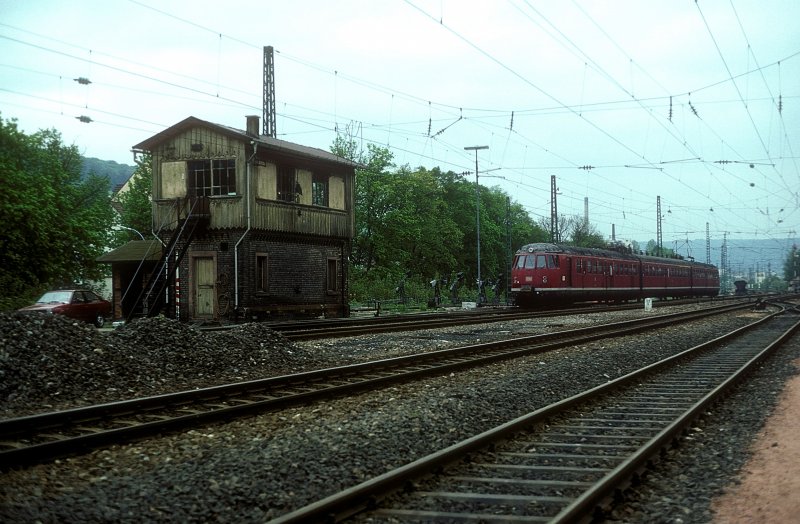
[171,229,349,321]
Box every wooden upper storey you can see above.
[133,116,359,239]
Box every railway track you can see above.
[214,297,741,340]
[0,302,749,470]
[270,303,800,523]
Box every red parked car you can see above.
[18,289,112,327]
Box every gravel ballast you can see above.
[1,304,798,523]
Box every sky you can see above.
[1,0,799,273]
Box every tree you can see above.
[645,239,676,258]
[0,115,115,310]
[112,154,153,245]
[568,218,607,248]
[783,244,799,283]
[537,213,574,244]
[762,273,788,292]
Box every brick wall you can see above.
[171,229,349,320]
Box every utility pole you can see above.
[550,175,559,243]
[721,232,728,294]
[656,196,663,257]
[505,196,511,305]
[263,46,276,137]
[464,145,489,303]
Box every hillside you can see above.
[81,157,136,191]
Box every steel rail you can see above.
[209,297,744,340]
[268,304,799,523]
[0,302,750,470]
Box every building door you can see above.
[193,256,215,318]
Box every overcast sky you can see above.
[2,0,798,270]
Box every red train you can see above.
[511,243,720,307]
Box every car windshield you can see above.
[37,291,72,304]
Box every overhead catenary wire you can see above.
[0,3,796,253]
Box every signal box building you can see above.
[131,115,358,322]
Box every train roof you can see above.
[516,243,717,269]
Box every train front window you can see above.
[525,255,535,269]
[536,255,547,269]
[547,255,559,268]
[515,255,527,269]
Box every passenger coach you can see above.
[511,243,720,307]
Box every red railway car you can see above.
[510,243,720,307]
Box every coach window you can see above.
[576,259,583,272]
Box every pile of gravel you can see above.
[0,313,316,417]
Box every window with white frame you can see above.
[187,159,236,196]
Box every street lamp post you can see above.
[464,145,488,304]
[115,225,145,240]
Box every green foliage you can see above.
[644,239,676,258]
[0,115,115,310]
[568,219,607,248]
[112,154,153,246]
[761,273,788,292]
[784,244,799,282]
[333,135,547,302]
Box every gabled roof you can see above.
[97,240,162,263]
[132,116,361,169]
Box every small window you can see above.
[256,253,269,293]
[312,173,329,206]
[547,255,559,268]
[327,258,339,293]
[277,166,296,202]
[576,259,583,272]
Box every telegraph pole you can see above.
[464,145,489,302]
[263,46,276,137]
[550,175,559,243]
